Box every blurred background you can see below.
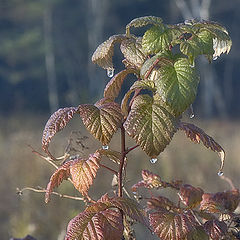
[1,0,240,239]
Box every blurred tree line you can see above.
[0,0,239,117]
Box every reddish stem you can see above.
[99,163,118,175]
[118,124,126,197]
[125,145,139,154]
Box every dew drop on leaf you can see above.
[218,171,224,176]
[102,145,109,150]
[150,158,158,164]
[213,56,218,61]
[107,68,114,78]
[189,104,195,119]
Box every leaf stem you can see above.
[125,145,139,154]
[99,163,118,175]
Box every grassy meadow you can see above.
[1,113,240,239]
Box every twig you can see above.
[17,187,84,201]
[28,145,58,169]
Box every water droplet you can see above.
[132,192,137,195]
[107,68,114,78]
[190,62,195,68]
[189,104,195,119]
[150,158,158,164]
[102,145,109,150]
[213,56,218,61]
[218,171,224,176]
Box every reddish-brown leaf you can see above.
[65,208,123,240]
[178,122,225,174]
[149,209,199,240]
[147,196,177,212]
[200,189,240,213]
[104,69,138,100]
[70,152,101,196]
[42,107,78,158]
[78,100,123,145]
[132,170,181,192]
[204,220,227,240]
[45,161,73,203]
[178,184,204,209]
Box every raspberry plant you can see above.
[32,16,240,239]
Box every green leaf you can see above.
[120,38,147,69]
[126,16,163,36]
[142,25,175,54]
[104,69,138,101]
[153,58,200,116]
[78,99,123,145]
[98,148,121,164]
[121,79,156,116]
[124,94,178,157]
[180,30,214,62]
[92,34,127,69]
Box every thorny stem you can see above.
[17,187,84,201]
[118,124,126,197]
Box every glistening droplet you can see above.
[102,145,109,150]
[107,68,114,78]
[218,171,224,176]
[213,56,218,61]
[150,158,158,164]
[189,104,195,119]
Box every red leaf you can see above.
[147,196,177,212]
[200,189,240,213]
[149,209,199,240]
[42,107,78,158]
[204,220,227,240]
[45,161,72,203]
[70,152,101,196]
[178,122,225,174]
[178,184,204,208]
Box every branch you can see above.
[16,187,84,201]
[99,163,118,175]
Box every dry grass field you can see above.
[1,114,240,239]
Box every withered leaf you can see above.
[45,160,72,203]
[178,122,225,174]
[42,107,78,158]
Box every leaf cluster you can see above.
[37,16,234,239]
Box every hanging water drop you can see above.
[107,68,114,78]
[213,56,218,61]
[189,104,195,119]
[102,145,109,150]
[218,171,224,176]
[190,62,195,68]
[150,158,158,164]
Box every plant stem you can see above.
[99,163,118,175]
[118,124,126,197]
